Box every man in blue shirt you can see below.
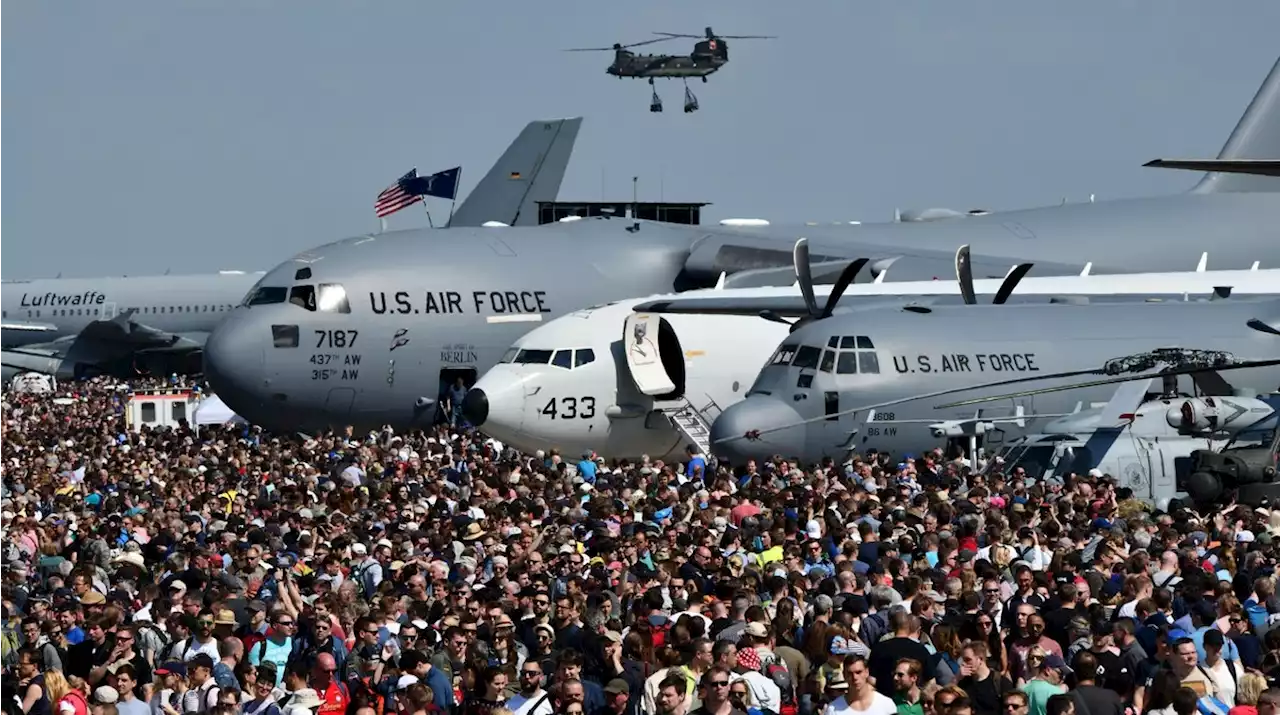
[684,445,706,484]
[577,451,598,484]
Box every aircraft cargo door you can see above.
[623,313,676,397]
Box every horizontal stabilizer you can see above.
[1,322,59,333]
[1146,159,1280,177]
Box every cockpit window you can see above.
[514,349,553,364]
[289,285,316,311]
[770,344,798,366]
[316,284,350,313]
[500,347,519,364]
[836,352,859,374]
[575,348,595,368]
[552,350,573,369]
[793,346,822,370]
[246,286,288,306]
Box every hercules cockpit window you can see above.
[513,349,553,364]
[793,346,822,370]
[769,344,799,366]
[834,335,879,374]
[316,284,351,313]
[272,325,300,349]
[246,286,287,306]
[289,285,317,311]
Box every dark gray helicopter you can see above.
[565,27,776,113]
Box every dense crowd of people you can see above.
[7,377,1280,715]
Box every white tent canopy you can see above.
[193,395,247,427]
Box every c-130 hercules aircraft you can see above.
[203,56,1280,433]
[674,243,1280,465]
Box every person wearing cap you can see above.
[598,679,631,715]
[1020,648,1068,715]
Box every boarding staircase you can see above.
[658,395,722,458]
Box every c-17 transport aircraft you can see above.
[462,243,1280,461]
[0,118,584,385]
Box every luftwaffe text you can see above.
[368,290,549,315]
[892,353,1039,374]
[20,291,107,307]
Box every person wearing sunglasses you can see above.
[176,610,220,662]
[692,666,744,715]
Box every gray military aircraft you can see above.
[201,56,1280,433]
[628,240,1280,464]
[1,118,584,385]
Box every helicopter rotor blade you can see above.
[716,34,778,39]
[653,32,702,39]
[565,37,672,52]
[955,244,977,305]
[820,258,870,319]
[793,238,819,318]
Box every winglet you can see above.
[1079,262,1093,277]
[714,272,727,290]
[1197,252,1208,272]
[449,117,583,227]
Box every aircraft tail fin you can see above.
[448,117,583,227]
[1188,56,1280,193]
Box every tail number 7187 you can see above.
[539,396,596,419]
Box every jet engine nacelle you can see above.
[1,350,73,381]
[928,420,991,438]
[1166,396,1275,435]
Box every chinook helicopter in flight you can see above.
[565,27,776,113]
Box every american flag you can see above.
[374,169,423,218]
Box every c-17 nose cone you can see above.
[710,396,807,463]
[462,388,489,427]
[202,314,265,419]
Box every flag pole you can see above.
[419,197,435,228]
[379,217,387,234]
[447,167,461,227]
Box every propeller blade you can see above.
[793,238,819,318]
[820,258,870,319]
[1248,318,1280,337]
[936,357,1280,409]
[993,263,1034,304]
[955,244,976,305]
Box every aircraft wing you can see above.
[635,294,819,318]
[2,320,61,335]
[4,312,205,373]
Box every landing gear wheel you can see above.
[650,89,663,113]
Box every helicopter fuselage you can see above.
[608,54,724,79]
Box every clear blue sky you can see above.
[4,1,1278,278]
